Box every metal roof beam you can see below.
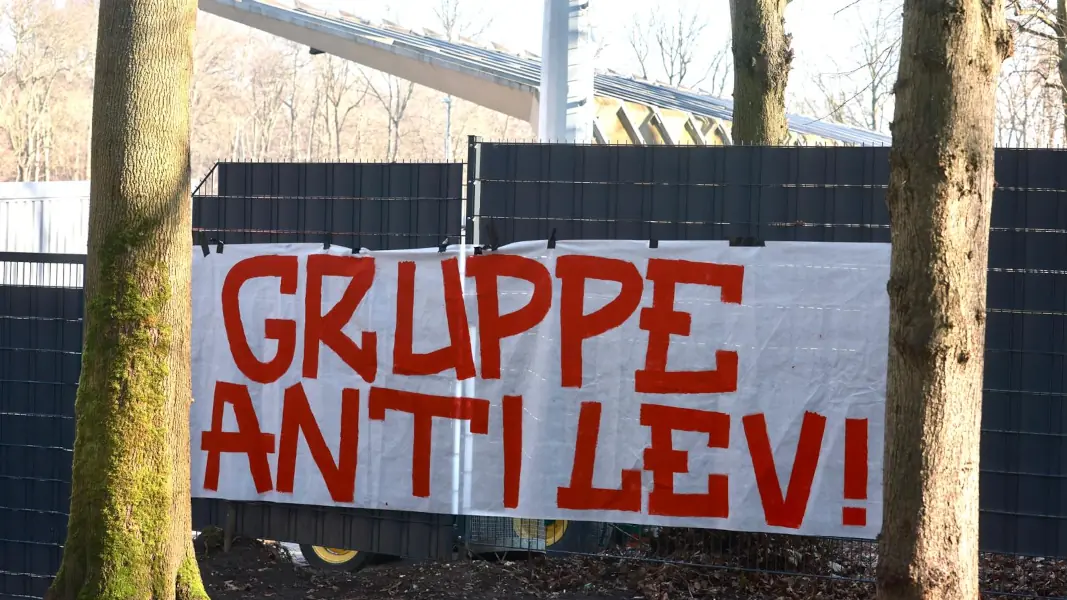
[592,119,607,144]
[685,116,707,146]
[649,110,677,145]
[616,106,646,145]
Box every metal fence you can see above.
[5,145,1067,598]
[193,161,465,250]
[465,140,1067,598]
[189,161,464,562]
[0,252,83,600]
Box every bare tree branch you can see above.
[624,3,720,89]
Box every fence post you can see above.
[223,501,236,553]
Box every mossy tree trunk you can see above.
[877,2,1012,599]
[46,0,207,599]
[728,0,792,145]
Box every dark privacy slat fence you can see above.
[189,161,463,567]
[0,254,83,600]
[193,161,465,250]
[468,141,1067,564]
[6,147,1067,599]
[1,162,464,600]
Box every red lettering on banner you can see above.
[221,255,298,384]
[201,381,276,493]
[467,254,552,379]
[276,383,360,503]
[303,254,377,382]
[556,256,644,388]
[393,258,476,379]
[502,395,523,509]
[743,411,827,529]
[368,387,490,498]
[557,402,642,512]
[640,403,730,518]
[842,418,869,527]
[636,259,744,394]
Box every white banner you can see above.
[190,240,890,539]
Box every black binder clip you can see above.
[486,222,501,252]
[214,239,224,254]
[547,229,557,249]
[649,238,659,249]
[199,233,210,257]
[438,239,448,253]
[323,233,332,250]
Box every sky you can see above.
[301,0,882,111]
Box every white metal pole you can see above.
[538,0,594,143]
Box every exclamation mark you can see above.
[842,418,868,527]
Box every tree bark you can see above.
[728,0,791,145]
[46,0,208,598]
[1057,0,1067,140]
[877,1,1012,599]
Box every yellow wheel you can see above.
[299,544,370,572]
[511,519,570,547]
[313,547,357,564]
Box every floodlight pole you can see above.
[538,0,594,143]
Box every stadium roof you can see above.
[198,0,892,146]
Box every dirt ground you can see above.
[196,539,629,600]
[194,537,878,600]
[195,537,1067,600]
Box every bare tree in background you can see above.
[804,1,900,133]
[191,13,242,172]
[280,41,311,160]
[433,0,491,159]
[995,34,1061,145]
[728,0,792,144]
[654,7,707,86]
[878,0,1013,597]
[433,0,491,41]
[367,72,416,162]
[315,54,368,161]
[1002,0,1062,132]
[241,34,288,160]
[627,14,653,80]
[625,4,730,91]
[0,6,538,179]
[587,0,610,62]
[1007,0,1066,143]
[0,0,93,180]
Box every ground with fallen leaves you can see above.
[195,536,1067,599]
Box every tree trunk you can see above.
[46,0,208,598]
[84,119,92,180]
[728,0,791,145]
[877,1,1012,599]
[1058,0,1066,141]
[44,121,51,182]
